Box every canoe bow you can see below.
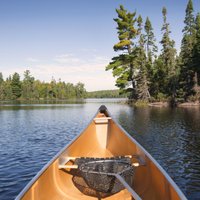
[16,105,187,200]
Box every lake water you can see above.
[0,99,200,200]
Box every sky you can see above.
[0,0,200,91]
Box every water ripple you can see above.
[0,104,200,199]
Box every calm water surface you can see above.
[0,100,200,200]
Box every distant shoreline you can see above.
[148,101,200,107]
[1,99,199,108]
[126,100,200,108]
[0,98,127,105]
[0,99,85,104]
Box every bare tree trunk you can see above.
[128,45,136,100]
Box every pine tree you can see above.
[11,72,21,99]
[144,17,158,62]
[136,15,151,100]
[193,13,200,79]
[192,13,200,100]
[151,56,165,98]
[106,5,138,99]
[143,17,158,98]
[181,0,196,60]
[50,77,57,99]
[160,7,177,103]
[179,0,196,99]
[161,7,172,67]
[3,76,13,100]
[22,70,34,100]
[0,72,3,85]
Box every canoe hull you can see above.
[16,106,187,200]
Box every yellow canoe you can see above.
[16,105,187,200]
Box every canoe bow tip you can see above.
[99,105,107,113]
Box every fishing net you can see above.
[71,157,134,198]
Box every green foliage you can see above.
[158,7,178,102]
[87,90,127,98]
[134,100,149,107]
[3,77,13,100]
[150,56,165,96]
[144,17,158,61]
[0,73,3,84]
[179,0,197,99]
[156,92,168,102]
[107,5,138,99]
[11,72,22,99]
[114,40,132,50]
[183,0,196,36]
[114,5,137,52]
[160,7,176,66]
[107,1,200,104]
[0,73,4,100]
[135,15,151,100]
[192,13,200,79]
[107,4,161,101]
[75,82,87,99]
[21,70,34,100]
[0,71,87,101]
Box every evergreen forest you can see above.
[0,70,86,100]
[106,0,200,105]
[1,0,200,103]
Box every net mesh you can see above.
[71,157,134,198]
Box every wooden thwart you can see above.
[59,155,141,169]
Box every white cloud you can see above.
[1,53,117,91]
[54,54,80,64]
[26,57,39,62]
[64,73,116,91]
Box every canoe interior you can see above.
[19,109,185,200]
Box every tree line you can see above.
[0,70,86,100]
[106,0,200,105]
[87,90,127,98]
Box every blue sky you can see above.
[0,0,200,91]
